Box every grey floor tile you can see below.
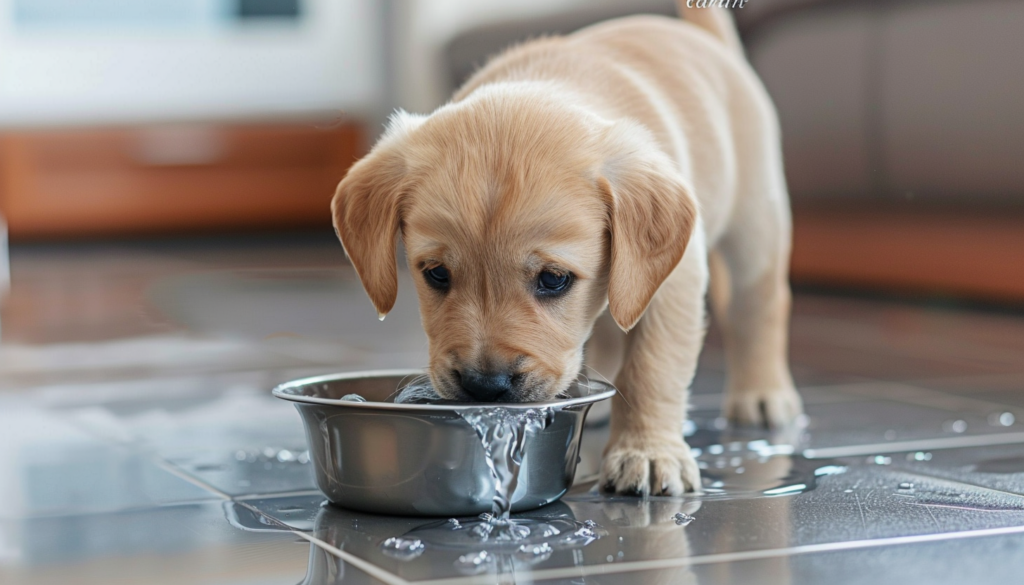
[0,403,216,519]
[147,268,429,359]
[526,530,1024,585]
[37,378,320,497]
[235,452,1024,584]
[0,501,313,585]
[687,381,1024,457]
[884,441,1024,496]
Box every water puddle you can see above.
[693,439,846,499]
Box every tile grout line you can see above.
[232,499,410,585]
[412,524,1024,585]
[804,431,1024,459]
[152,458,233,500]
[234,489,324,501]
[292,530,411,585]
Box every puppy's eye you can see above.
[423,265,450,291]
[536,270,573,297]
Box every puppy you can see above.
[332,2,803,495]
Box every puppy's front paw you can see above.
[724,385,803,428]
[600,435,700,496]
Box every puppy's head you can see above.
[332,86,696,402]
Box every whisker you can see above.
[387,372,430,401]
[581,365,633,410]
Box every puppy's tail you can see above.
[676,1,744,55]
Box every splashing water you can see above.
[458,407,555,534]
[376,384,605,559]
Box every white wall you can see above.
[0,0,386,127]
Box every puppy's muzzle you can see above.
[454,368,520,402]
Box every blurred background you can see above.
[1,0,1023,357]
[5,4,1024,582]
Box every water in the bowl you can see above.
[391,381,445,404]
[337,380,447,404]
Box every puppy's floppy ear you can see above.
[598,121,698,332]
[331,111,425,318]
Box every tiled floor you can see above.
[3,234,1024,584]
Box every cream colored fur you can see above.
[332,2,803,495]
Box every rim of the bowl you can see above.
[271,369,616,411]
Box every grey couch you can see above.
[444,0,1024,205]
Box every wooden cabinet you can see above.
[0,121,365,239]
[791,205,1024,303]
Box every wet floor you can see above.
[3,234,1024,584]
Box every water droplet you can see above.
[989,412,1016,427]
[844,489,854,493]
[517,542,552,558]
[943,419,968,434]
[869,455,892,465]
[712,417,728,430]
[572,519,601,540]
[708,444,724,455]
[378,313,387,321]
[908,451,933,462]
[455,551,492,572]
[380,537,425,560]
[674,512,695,526]
[340,394,367,402]
[276,449,295,462]
[447,518,462,529]
[897,482,915,495]
[606,555,614,562]
[617,551,624,558]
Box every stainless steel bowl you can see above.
[272,370,615,517]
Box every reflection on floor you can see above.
[3,234,1024,584]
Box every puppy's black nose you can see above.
[456,369,513,402]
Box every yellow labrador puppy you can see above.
[332,2,803,495]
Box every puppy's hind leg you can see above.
[600,227,708,496]
[715,182,803,428]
